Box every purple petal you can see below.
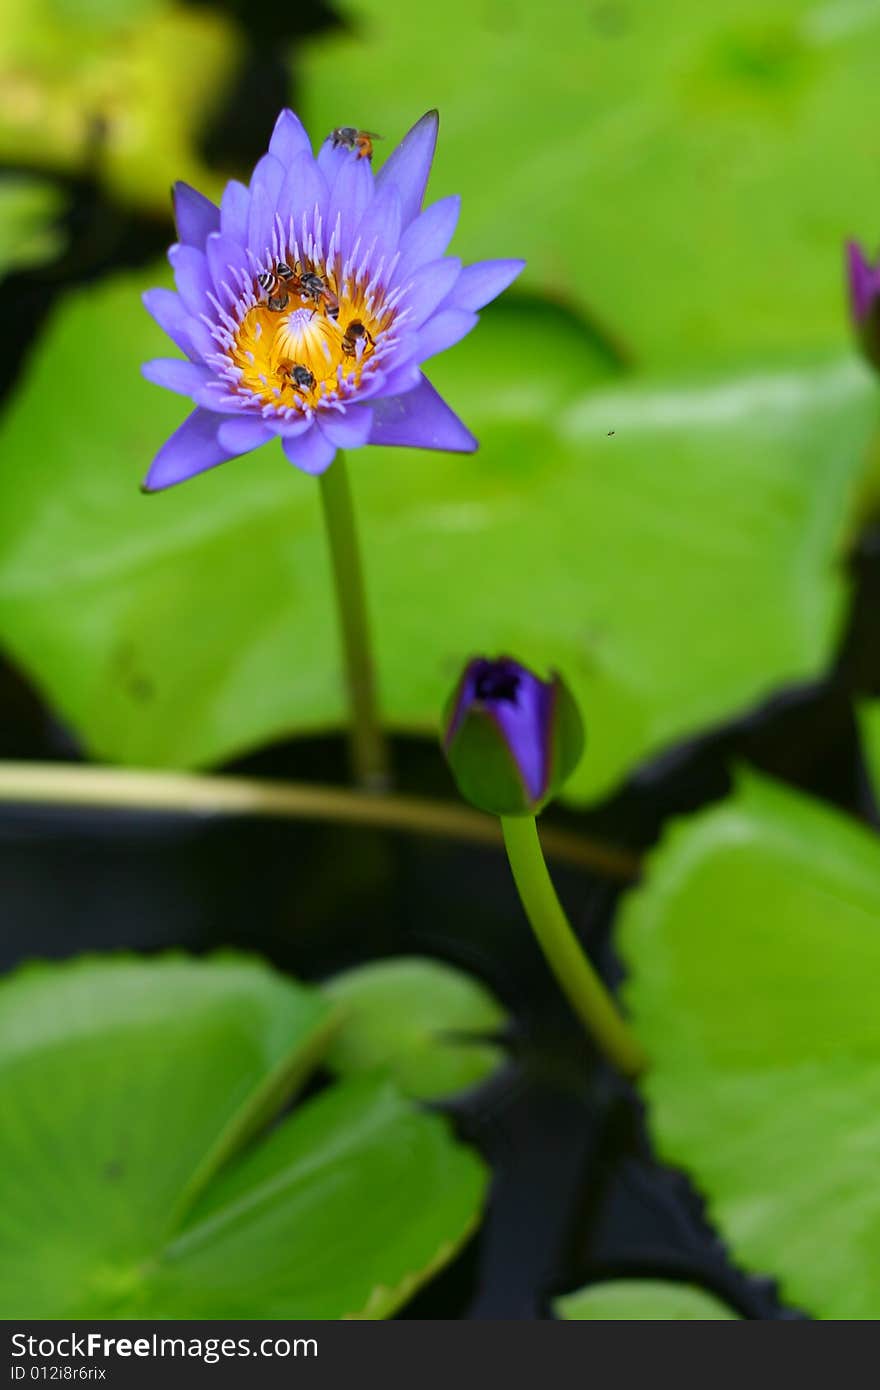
[369,374,477,452]
[172,182,220,249]
[143,288,201,361]
[141,358,213,396]
[168,244,213,319]
[318,403,374,449]
[328,156,374,261]
[445,258,525,312]
[848,240,880,324]
[416,309,478,361]
[205,231,248,301]
[221,180,251,246]
[216,416,274,453]
[191,380,248,414]
[268,109,312,166]
[277,152,328,237]
[317,139,350,184]
[247,153,286,259]
[398,195,460,272]
[354,183,402,269]
[142,409,232,492]
[376,361,422,396]
[376,110,438,228]
[282,425,337,475]
[266,413,314,439]
[399,257,461,328]
[490,674,552,802]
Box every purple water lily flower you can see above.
[847,240,880,371]
[141,109,524,489]
[442,656,584,816]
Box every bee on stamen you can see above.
[330,127,382,161]
[286,363,316,393]
[341,319,374,357]
[257,261,295,312]
[296,267,340,320]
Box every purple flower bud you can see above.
[847,240,880,372]
[442,656,584,816]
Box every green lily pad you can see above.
[302,0,880,366]
[619,771,880,1320]
[0,268,872,802]
[554,1279,739,1320]
[0,0,239,214]
[0,954,487,1318]
[323,956,507,1099]
[0,175,64,276]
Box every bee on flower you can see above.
[141,109,525,488]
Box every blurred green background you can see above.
[0,0,878,802]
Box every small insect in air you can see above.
[297,268,340,320]
[330,127,382,161]
[341,319,374,357]
[287,363,316,392]
[257,261,295,311]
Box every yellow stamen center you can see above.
[229,265,389,411]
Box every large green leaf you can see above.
[554,1279,739,1321]
[136,1073,485,1318]
[323,956,507,1099]
[301,0,880,366]
[0,954,487,1318]
[0,0,239,213]
[619,771,880,1320]
[0,267,872,802]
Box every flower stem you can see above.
[318,451,389,790]
[501,814,647,1078]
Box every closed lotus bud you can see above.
[441,656,584,816]
[847,241,880,372]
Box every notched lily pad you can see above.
[0,953,488,1318]
[0,267,872,804]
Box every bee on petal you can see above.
[330,127,382,161]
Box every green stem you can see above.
[318,451,389,790]
[501,814,647,1078]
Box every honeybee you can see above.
[287,363,315,392]
[257,260,295,311]
[330,127,382,161]
[341,319,374,357]
[297,267,340,320]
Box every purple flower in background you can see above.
[141,110,524,489]
[442,656,584,816]
[847,240,880,371]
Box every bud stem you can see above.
[501,815,647,1078]
[318,451,389,791]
